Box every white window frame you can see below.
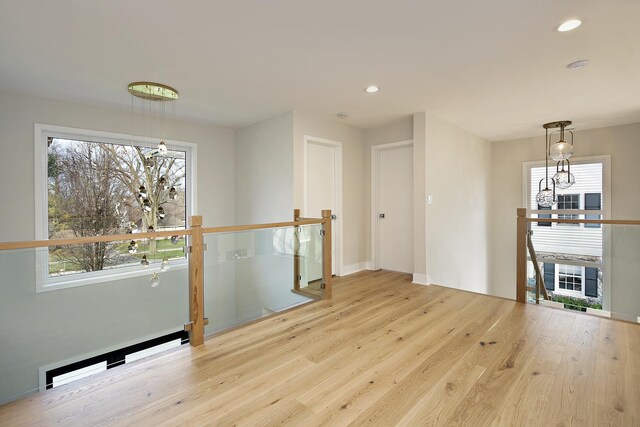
[34,123,197,293]
[555,264,585,297]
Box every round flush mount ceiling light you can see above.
[556,19,582,32]
[567,59,589,69]
[365,85,380,93]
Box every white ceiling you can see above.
[1,0,639,141]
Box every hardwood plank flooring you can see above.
[0,270,638,426]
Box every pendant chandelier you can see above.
[536,120,576,207]
[128,82,180,287]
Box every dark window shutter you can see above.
[585,193,601,229]
[543,263,555,291]
[538,205,551,227]
[585,267,598,297]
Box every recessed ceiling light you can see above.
[556,19,582,32]
[336,112,349,119]
[567,59,589,69]
[365,85,379,93]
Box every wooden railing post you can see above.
[321,210,333,300]
[293,209,301,291]
[188,215,205,346]
[516,208,527,303]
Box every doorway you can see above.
[304,136,342,276]
[371,141,413,273]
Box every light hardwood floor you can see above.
[1,270,638,426]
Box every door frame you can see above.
[303,135,343,276]
[371,140,413,271]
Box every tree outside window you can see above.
[47,137,186,277]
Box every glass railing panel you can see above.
[296,224,324,297]
[203,225,319,336]
[528,224,605,313]
[606,224,640,322]
[528,222,640,322]
[0,238,189,404]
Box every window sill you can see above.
[553,290,585,299]
[37,260,188,293]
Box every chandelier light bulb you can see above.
[157,206,166,219]
[160,257,170,272]
[150,273,160,288]
[549,141,573,161]
[158,175,168,190]
[138,185,147,199]
[127,240,138,254]
[141,255,150,267]
[170,235,180,245]
[553,161,575,189]
[168,187,177,200]
[536,188,557,207]
[157,141,168,156]
[142,199,152,212]
[553,170,575,189]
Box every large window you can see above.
[525,157,609,305]
[35,124,196,291]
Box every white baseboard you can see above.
[586,307,611,318]
[412,273,429,286]
[540,300,565,309]
[340,262,372,276]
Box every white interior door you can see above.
[377,145,413,273]
[306,140,339,275]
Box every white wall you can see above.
[0,91,236,403]
[235,111,294,224]
[421,113,492,293]
[362,113,492,294]
[490,122,640,299]
[363,117,414,268]
[292,110,366,271]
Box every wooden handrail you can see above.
[0,229,191,251]
[201,219,324,235]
